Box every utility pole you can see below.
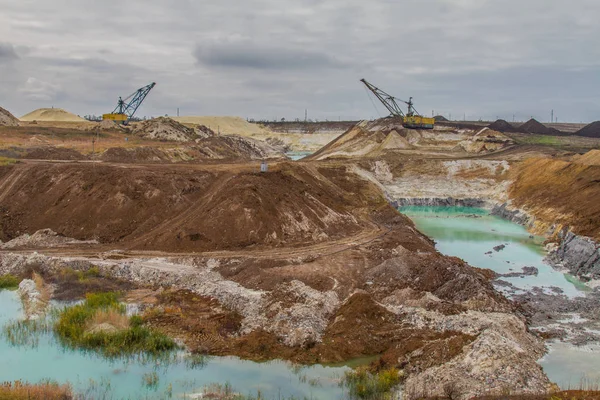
[551,109,554,124]
[177,108,180,117]
[305,109,307,123]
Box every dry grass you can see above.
[32,272,51,305]
[87,308,130,332]
[0,380,72,399]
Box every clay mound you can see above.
[575,121,600,138]
[433,115,448,122]
[488,119,517,133]
[0,107,20,126]
[194,135,286,160]
[519,119,563,135]
[172,116,272,136]
[91,119,127,132]
[132,117,196,142]
[0,163,374,251]
[20,108,86,122]
[574,149,600,166]
[99,147,169,163]
[22,146,86,161]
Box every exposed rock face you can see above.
[491,203,532,226]
[393,198,487,208]
[548,231,600,280]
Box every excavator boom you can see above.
[103,82,156,123]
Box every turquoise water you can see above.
[399,206,586,297]
[399,206,598,389]
[286,151,313,161]
[0,290,348,399]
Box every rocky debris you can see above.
[491,203,532,227]
[0,106,20,126]
[519,119,564,136]
[394,198,487,208]
[493,244,506,252]
[497,266,539,278]
[132,117,197,142]
[488,119,518,133]
[456,128,515,153]
[575,121,600,138]
[0,229,97,249]
[394,307,551,399]
[18,278,48,320]
[194,124,216,139]
[196,135,286,160]
[434,115,449,122]
[89,119,128,132]
[547,231,600,280]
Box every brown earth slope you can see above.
[0,162,371,250]
[0,107,20,127]
[509,157,600,240]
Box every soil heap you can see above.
[488,119,517,133]
[172,116,271,136]
[132,117,196,142]
[573,149,600,166]
[519,118,563,135]
[0,107,20,126]
[20,108,86,122]
[575,121,600,138]
[433,115,449,122]
[309,120,412,160]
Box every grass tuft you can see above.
[0,380,72,399]
[0,274,20,290]
[54,292,177,357]
[341,366,403,399]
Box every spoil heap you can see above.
[573,149,600,166]
[519,118,563,135]
[20,108,86,122]
[575,121,600,138]
[488,119,517,133]
[172,116,271,136]
[308,120,412,160]
[132,117,196,142]
[0,107,20,126]
[433,115,449,122]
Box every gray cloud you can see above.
[0,42,18,62]
[194,41,342,70]
[0,0,598,122]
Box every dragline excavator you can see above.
[103,82,156,124]
[360,79,435,129]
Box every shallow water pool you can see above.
[0,290,348,399]
[399,206,600,388]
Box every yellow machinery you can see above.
[360,78,435,129]
[103,82,156,124]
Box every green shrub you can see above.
[0,274,20,290]
[54,292,177,357]
[341,367,402,399]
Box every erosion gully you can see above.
[400,206,600,389]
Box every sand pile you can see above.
[488,119,517,133]
[172,116,272,136]
[133,117,196,142]
[20,108,86,122]
[573,149,600,166]
[575,121,600,138]
[0,107,20,126]
[519,119,563,135]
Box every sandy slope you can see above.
[20,108,86,122]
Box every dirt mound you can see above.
[573,149,600,166]
[90,119,127,132]
[575,121,600,138]
[309,120,411,160]
[20,108,86,122]
[132,117,196,142]
[488,119,517,133]
[0,107,20,126]
[0,229,95,249]
[22,146,87,160]
[434,115,449,122]
[519,119,563,135]
[172,116,272,136]
[194,135,286,160]
[99,147,170,163]
[510,158,600,240]
[0,163,372,250]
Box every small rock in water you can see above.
[485,251,492,255]
[493,244,506,252]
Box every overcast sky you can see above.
[1,0,598,122]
